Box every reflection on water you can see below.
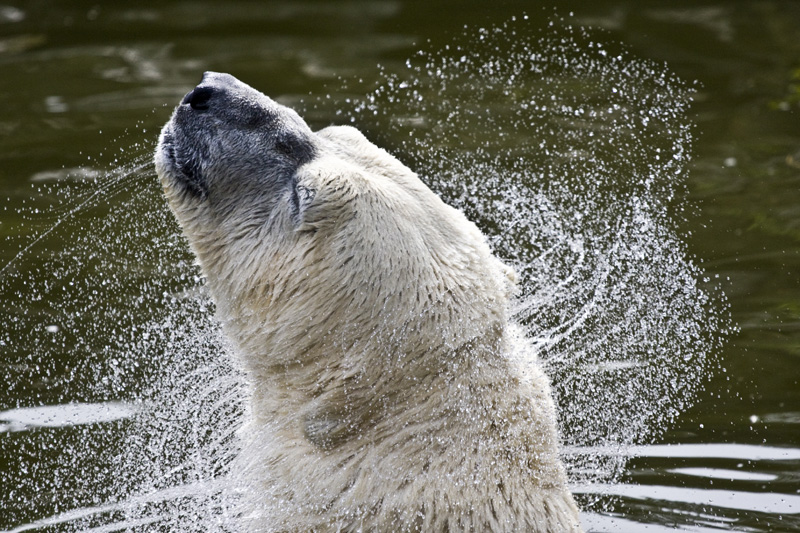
[0,402,134,433]
[1,2,799,532]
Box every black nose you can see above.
[182,86,214,110]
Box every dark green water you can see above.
[1,1,799,531]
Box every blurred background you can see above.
[1,1,799,531]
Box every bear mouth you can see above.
[158,126,208,199]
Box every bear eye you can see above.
[276,135,316,164]
[276,139,294,157]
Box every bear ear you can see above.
[290,179,317,228]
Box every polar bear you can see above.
[155,72,582,532]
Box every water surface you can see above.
[1,1,799,531]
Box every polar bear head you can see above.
[155,72,515,394]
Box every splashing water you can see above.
[336,18,728,491]
[1,17,728,532]
[1,138,245,531]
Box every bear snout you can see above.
[182,85,214,111]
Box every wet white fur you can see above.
[157,93,582,532]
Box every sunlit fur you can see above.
[155,72,582,532]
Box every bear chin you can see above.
[155,71,583,533]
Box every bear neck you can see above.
[197,235,517,448]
